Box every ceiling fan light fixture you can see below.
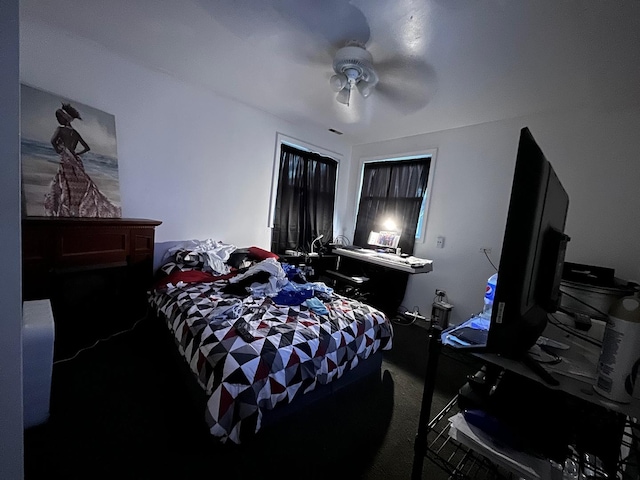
[333,44,373,73]
[357,80,374,98]
[331,42,378,104]
[344,67,360,82]
[329,73,347,92]
[336,87,351,105]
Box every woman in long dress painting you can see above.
[44,103,121,217]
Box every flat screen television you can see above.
[485,127,570,380]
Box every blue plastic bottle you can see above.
[481,273,498,319]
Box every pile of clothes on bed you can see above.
[149,239,393,443]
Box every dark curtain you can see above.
[353,158,430,255]
[271,144,337,254]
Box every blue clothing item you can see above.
[314,291,332,303]
[281,263,307,283]
[272,288,313,306]
[208,298,244,324]
[305,297,329,315]
[306,281,333,295]
[271,277,335,306]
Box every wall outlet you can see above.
[435,289,446,297]
[479,247,491,254]
[436,236,445,248]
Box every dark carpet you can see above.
[24,315,480,480]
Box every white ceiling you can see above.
[21,0,640,145]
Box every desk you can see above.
[412,318,639,479]
[328,247,433,315]
[333,247,433,274]
[472,317,640,421]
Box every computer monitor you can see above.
[367,230,401,250]
[486,127,570,362]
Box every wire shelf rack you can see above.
[424,395,517,480]
[423,394,639,480]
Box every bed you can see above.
[148,240,393,444]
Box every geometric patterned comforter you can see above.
[148,274,392,444]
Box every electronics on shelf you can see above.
[367,230,401,250]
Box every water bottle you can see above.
[481,273,498,319]
[594,294,640,403]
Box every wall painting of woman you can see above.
[21,84,122,218]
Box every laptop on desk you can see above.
[443,316,563,386]
[442,316,490,350]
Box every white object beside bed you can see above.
[23,299,55,429]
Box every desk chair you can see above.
[321,270,370,303]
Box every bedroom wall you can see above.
[348,107,640,326]
[20,16,640,331]
[19,20,351,256]
[0,1,24,478]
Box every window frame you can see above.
[268,132,342,230]
[354,148,437,244]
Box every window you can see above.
[270,143,338,254]
[354,156,431,255]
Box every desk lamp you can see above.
[309,234,324,257]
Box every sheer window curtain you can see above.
[271,144,337,254]
[353,158,430,255]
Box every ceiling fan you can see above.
[329,41,378,106]
[200,0,436,113]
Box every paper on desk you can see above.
[545,357,598,382]
[405,255,430,266]
[448,413,552,480]
[543,339,600,382]
[527,345,597,382]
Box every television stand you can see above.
[449,344,561,387]
[412,320,638,479]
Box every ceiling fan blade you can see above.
[375,82,434,114]
[374,57,438,113]
[273,0,371,48]
[195,0,284,40]
[194,0,368,60]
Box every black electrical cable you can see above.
[547,313,603,348]
[433,293,449,304]
[559,288,609,318]
[333,235,351,246]
[392,317,416,326]
[547,314,600,345]
[392,305,416,326]
[482,248,498,271]
[53,311,148,365]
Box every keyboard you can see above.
[373,252,409,264]
[373,252,430,267]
